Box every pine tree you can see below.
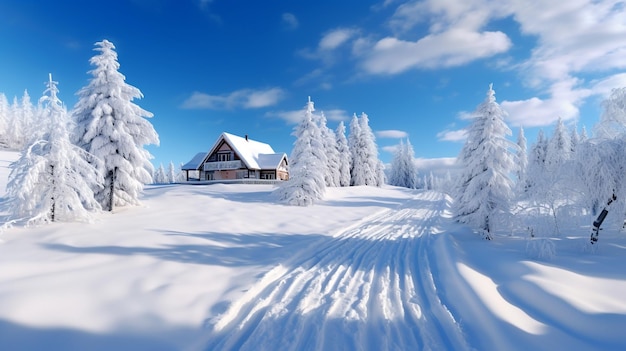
[6,74,102,225]
[388,139,418,189]
[525,129,547,194]
[454,84,516,239]
[0,93,9,148]
[570,125,580,153]
[72,39,159,211]
[168,161,176,183]
[275,97,326,206]
[516,127,528,188]
[154,163,166,184]
[348,113,363,186]
[580,125,589,141]
[359,112,382,186]
[595,87,626,139]
[349,112,383,186]
[318,112,340,187]
[545,117,571,171]
[335,121,351,187]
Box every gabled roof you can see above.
[206,132,286,170]
[181,152,207,170]
[258,153,288,169]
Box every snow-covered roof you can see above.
[209,132,286,170]
[181,152,207,170]
[258,153,287,169]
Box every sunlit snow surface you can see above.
[0,150,625,350]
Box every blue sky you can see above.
[1,0,626,171]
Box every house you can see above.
[181,132,289,182]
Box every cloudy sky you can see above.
[1,0,625,170]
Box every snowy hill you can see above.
[0,150,625,350]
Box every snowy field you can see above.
[0,150,626,350]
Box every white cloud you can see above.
[376,130,409,139]
[319,28,358,51]
[361,29,511,74]
[244,88,285,108]
[282,13,299,30]
[414,157,459,176]
[502,78,591,127]
[436,129,466,142]
[181,87,284,110]
[591,73,626,97]
[382,145,400,154]
[299,28,358,65]
[266,107,349,125]
[265,110,303,124]
[512,1,626,86]
[322,109,350,122]
[358,0,626,129]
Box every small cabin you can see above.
[182,132,289,182]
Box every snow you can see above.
[221,132,282,170]
[1,149,626,350]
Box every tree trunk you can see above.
[108,167,117,212]
[50,164,55,222]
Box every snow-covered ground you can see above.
[0,150,626,350]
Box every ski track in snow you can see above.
[202,191,469,351]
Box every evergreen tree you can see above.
[580,125,589,141]
[454,84,516,239]
[6,74,102,225]
[72,39,159,211]
[318,112,340,187]
[570,124,580,153]
[0,93,9,148]
[349,112,383,186]
[595,87,626,139]
[516,127,528,188]
[359,112,383,186]
[388,139,418,189]
[335,121,351,187]
[348,113,363,185]
[545,117,571,171]
[168,161,176,183]
[526,129,548,194]
[154,163,166,184]
[275,97,327,206]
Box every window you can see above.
[217,152,230,162]
[261,171,275,180]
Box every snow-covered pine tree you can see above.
[154,163,166,184]
[359,112,383,186]
[525,129,547,194]
[580,125,589,141]
[595,87,626,139]
[275,97,327,206]
[335,121,351,187]
[570,124,580,153]
[348,113,362,185]
[387,140,403,186]
[516,127,528,189]
[72,39,159,211]
[454,84,516,240]
[0,93,9,148]
[7,91,36,150]
[167,161,176,183]
[318,112,340,187]
[545,117,571,171]
[388,139,419,189]
[6,74,103,225]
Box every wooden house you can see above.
[182,132,289,182]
